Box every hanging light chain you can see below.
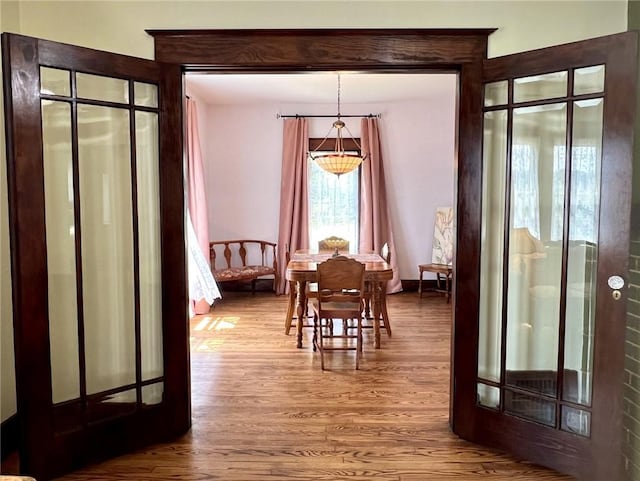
[336,73,341,118]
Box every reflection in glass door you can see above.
[478,66,605,437]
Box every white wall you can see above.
[382,95,456,277]
[188,77,457,280]
[199,101,284,242]
[1,0,19,424]
[4,1,628,60]
[0,75,16,423]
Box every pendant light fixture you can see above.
[308,73,367,176]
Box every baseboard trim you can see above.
[402,279,438,292]
[216,278,277,293]
[219,278,437,293]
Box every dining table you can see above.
[285,250,393,349]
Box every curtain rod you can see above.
[276,113,381,119]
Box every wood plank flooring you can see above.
[55,291,573,480]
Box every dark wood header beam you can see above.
[146,28,496,69]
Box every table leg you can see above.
[284,281,295,335]
[296,280,307,348]
[372,281,382,348]
[380,281,391,337]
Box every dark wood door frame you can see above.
[147,27,492,433]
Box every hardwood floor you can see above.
[51,291,571,479]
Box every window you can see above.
[307,153,360,252]
[511,144,540,238]
[510,143,600,244]
[551,145,600,243]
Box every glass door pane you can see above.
[42,100,80,405]
[136,110,163,382]
[505,103,567,404]
[562,98,604,407]
[78,105,136,395]
[478,109,508,384]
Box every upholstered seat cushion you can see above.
[213,265,274,282]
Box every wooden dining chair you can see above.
[311,256,366,370]
[418,263,453,302]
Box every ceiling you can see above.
[185,72,457,106]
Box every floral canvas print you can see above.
[431,207,454,265]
